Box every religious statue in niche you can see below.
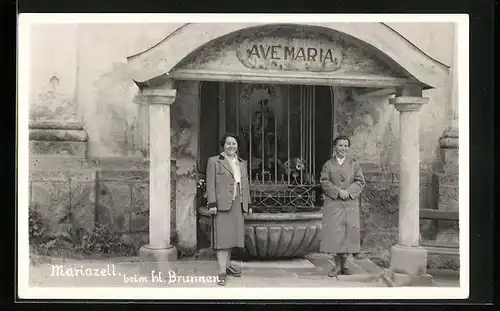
[239,84,287,182]
[251,99,277,170]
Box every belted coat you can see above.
[319,156,366,254]
[206,154,251,213]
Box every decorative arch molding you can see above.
[127,22,450,89]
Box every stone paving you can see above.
[28,254,459,289]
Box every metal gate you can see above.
[227,83,334,212]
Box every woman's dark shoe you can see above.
[217,273,227,286]
[328,266,341,278]
[226,266,242,277]
[339,255,349,275]
[340,266,350,275]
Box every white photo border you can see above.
[17,13,470,300]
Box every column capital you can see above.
[141,88,177,105]
[390,96,429,112]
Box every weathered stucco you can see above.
[29,25,79,122]
[75,24,184,157]
[334,86,448,167]
[385,22,454,66]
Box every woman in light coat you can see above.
[320,135,366,277]
[206,133,252,285]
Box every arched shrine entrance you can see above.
[126,22,449,286]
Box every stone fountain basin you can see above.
[198,209,322,259]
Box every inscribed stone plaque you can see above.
[236,37,343,72]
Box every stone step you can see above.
[425,245,460,256]
[240,258,315,269]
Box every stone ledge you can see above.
[29,129,88,142]
[29,120,84,130]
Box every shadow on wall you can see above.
[91,62,145,157]
[334,88,391,164]
[90,71,199,159]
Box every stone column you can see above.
[138,81,178,262]
[389,86,432,286]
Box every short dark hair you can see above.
[332,135,351,147]
[220,132,240,149]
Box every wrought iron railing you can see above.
[197,174,322,213]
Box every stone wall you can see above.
[428,129,460,270]
[359,167,437,268]
[29,158,177,254]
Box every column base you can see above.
[139,244,178,262]
[390,244,428,276]
[139,244,178,276]
[390,245,433,286]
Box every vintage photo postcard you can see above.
[17,13,469,300]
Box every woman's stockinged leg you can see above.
[226,249,232,270]
[339,253,348,275]
[328,253,342,278]
[217,249,229,274]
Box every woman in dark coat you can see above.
[206,133,252,285]
[320,135,366,277]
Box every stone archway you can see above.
[126,22,451,286]
[127,22,449,88]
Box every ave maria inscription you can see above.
[236,37,343,72]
